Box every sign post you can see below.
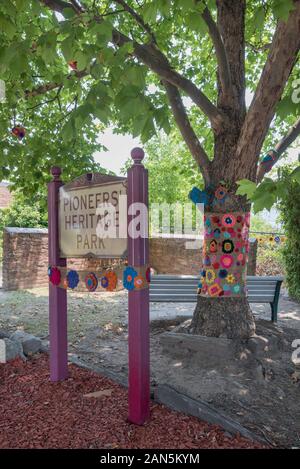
[127,148,150,425]
[48,149,150,426]
[48,167,68,382]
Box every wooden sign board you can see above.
[59,173,127,258]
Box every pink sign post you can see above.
[48,167,68,382]
[127,148,150,425]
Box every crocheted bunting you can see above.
[67,270,80,289]
[85,272,98,292]
[48,266,61,286]
[199,212,250,298]
[123,265,150,291]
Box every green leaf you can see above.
[143,3,157,23]
[0,14,16,39]
[252,6,266,31]
[179,0,195,12]
[252,192,276,213]
[276,95,297,119]
[132,114,149,138]
[290,167,300,184]
[74,50,88,70]
[141,116,156,142]
[236,179,257,199]
[62,7,77,19]
[61,36,74,62]
[272,0,294,21]
[186,13,208,34]
[157,0,171,16]
[125,66,146,88]
[62,118,76,143]
[89,20,112,42]
[92,106,110,124]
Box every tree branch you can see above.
[113,0,157,43]
[201,7,232,98]
[34,0,224,132]
[40,0,72,13]
[25,69,89,98]
[233,0,300,182]
[163,80,211,184]
[257,117,300,182]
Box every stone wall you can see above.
[1,228,257,290]
[0,183,12,209]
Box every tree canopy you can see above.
[0,0,299,204]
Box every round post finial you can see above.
[131,147,145,164]
[51,166,61,181]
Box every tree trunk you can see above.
[191,202,256,339]
[191,0,256,339]
[191,296,255,339]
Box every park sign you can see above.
[58,173,127,258]
[49,148,150,425]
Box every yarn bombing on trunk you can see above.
[199,212,250,298]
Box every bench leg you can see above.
[270,303,277,322]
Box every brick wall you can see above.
[1,229,257,290]
[2,228,49,290]
[0,183,12,209]
[149,236,203,275]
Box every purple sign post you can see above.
[127,148,150,425]
[47,149,150,425]
[48,167,68,382]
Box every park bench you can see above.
[150,275,284,322]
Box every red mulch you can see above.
[0,354,263,449]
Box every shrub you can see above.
[279,174,300,302]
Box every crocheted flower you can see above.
[106,271,118,291]
[233,284,241,294]
[218,269,228,279]
[85,273,98,292]
[208,283,223,297]
[226,274,235,284]
[222,214,236,228]
[12,126,26,140]
[203,256,211,266]
[134,275,145,289]
[100,275,109,288]
[220,254,233,269]
[123,266,137,291]
[189,187,209,206]
[222,239,234,254]
[209,239,218,253]
[214,186,227,201]
[67,270,79,289]
[206,268,216,284]
[48,266,61,286]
